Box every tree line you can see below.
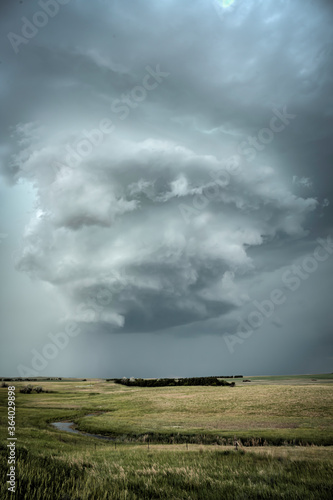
[109,376,243,387]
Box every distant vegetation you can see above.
[111,376,237,387]
[0,377,62,382]
[19,385,50,394]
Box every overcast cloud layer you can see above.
[0,0,332,378]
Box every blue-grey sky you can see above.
[0,0,332,378]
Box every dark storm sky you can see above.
[0,0,332,378]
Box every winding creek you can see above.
[51,415,115,441]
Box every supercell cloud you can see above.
[0,0,332,377]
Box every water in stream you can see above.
[51,421,115,441]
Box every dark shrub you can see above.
[20,385,46,394]
[20,385,33,394]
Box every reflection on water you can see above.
[51,421,115,441]
[51,422,81,434]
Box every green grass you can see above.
[1,443,332,499]
[14,378,330,445]
[0,374,332,498]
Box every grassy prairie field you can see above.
[0,374,332,499]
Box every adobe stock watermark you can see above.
[62,65,169,170]
[237,106,296,162]
[178,155,240,224]
[31,64,170,187]
[7,0,72,54]
[178,106,295,224]
[224,236,333,353]
[16,320,80,377]
[16,273,126,377]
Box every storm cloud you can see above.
[0,0,332,377]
